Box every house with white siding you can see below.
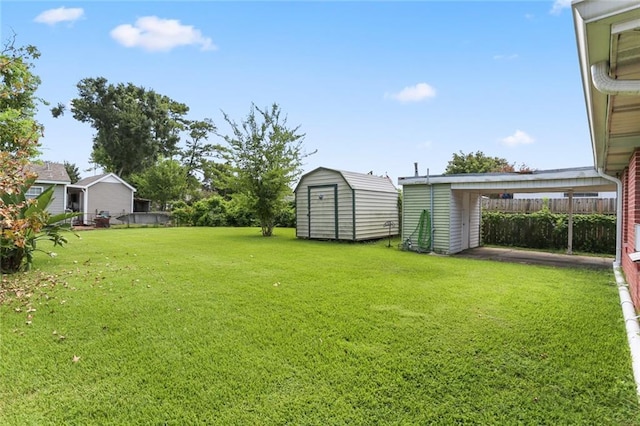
[67,173,136,226]
[28,162,71,215]
[294,167,399,241]
[398,167,615,255]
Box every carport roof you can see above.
[397,166,616,194]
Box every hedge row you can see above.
[482,210,616,254]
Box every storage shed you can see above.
[398,167,616,255]
[67,173,136,226]
[295,167,399,241]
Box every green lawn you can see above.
[1,227,638,424]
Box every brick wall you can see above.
[622,150,640,308]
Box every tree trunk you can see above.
[1,247,25,274]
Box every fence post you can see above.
[567,191,573,254]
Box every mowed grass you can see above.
[1,227,638,424]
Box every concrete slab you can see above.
[456,247,614,269]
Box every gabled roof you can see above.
[29,162,71,184]
[70,173,136,192]
[296,167,397,193]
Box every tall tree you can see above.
[180,118,218,180]
[53,77,189,180]
[63,161,81,183]
[130,158,188,211]
[219,103,315,236]
[201,160,234,197]
[1,37,76,273]
[444,150,513,174]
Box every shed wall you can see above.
[401,184,451,253]
[469,193,482,248]
[353,189,399,240]
[401,184,429,244]
[431,185,452,253]
[87,182,132,224]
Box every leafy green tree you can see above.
[180,118,218,180]
[1,37,77,273]
[53,77,189,180]
[63,161,81,183]
[201,160,235,197]
[0,38,42,157]
[219,103,315,236]
[192,195,227,227]
[444,151,514,174]
[130,158,188,211]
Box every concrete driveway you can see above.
[456,246,614,269]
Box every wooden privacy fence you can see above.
[482,198,616,214]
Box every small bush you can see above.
[192,196,227,227]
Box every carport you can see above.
[398,166,617,255]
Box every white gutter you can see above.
[591,61,640,96]
[613,266,640,400]
[597,169,622,266]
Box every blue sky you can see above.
[2,0,585,183]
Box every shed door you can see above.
[308,185,338,239]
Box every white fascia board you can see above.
[572,0,640,24]
[34,180,69,185]
[398,168,603,186]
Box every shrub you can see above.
[482,211,616,254]
[1,179,78,273]
[192,196,227,227]
[274,201,295,228]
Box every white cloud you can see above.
[385,83,436,103]
[500,130,535,147]
[550,0,571,15]
[493,54,519,61]
[34,7,84,25]
[110,16,216,52]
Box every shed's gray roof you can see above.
[71,173,136,191]
[74,173,108,187]
[29,162,70,184]
[297,167,397,193]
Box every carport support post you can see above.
[567,190,573,255]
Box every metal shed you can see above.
[295,167,400,241]
[398,167,616,255]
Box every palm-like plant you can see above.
[1,178,79,273]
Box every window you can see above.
[25,186,43,199]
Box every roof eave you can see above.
[572,0,640,175]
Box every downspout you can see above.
[591,62,640,96]
[597,169,622,266]
[428,168,434,252]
